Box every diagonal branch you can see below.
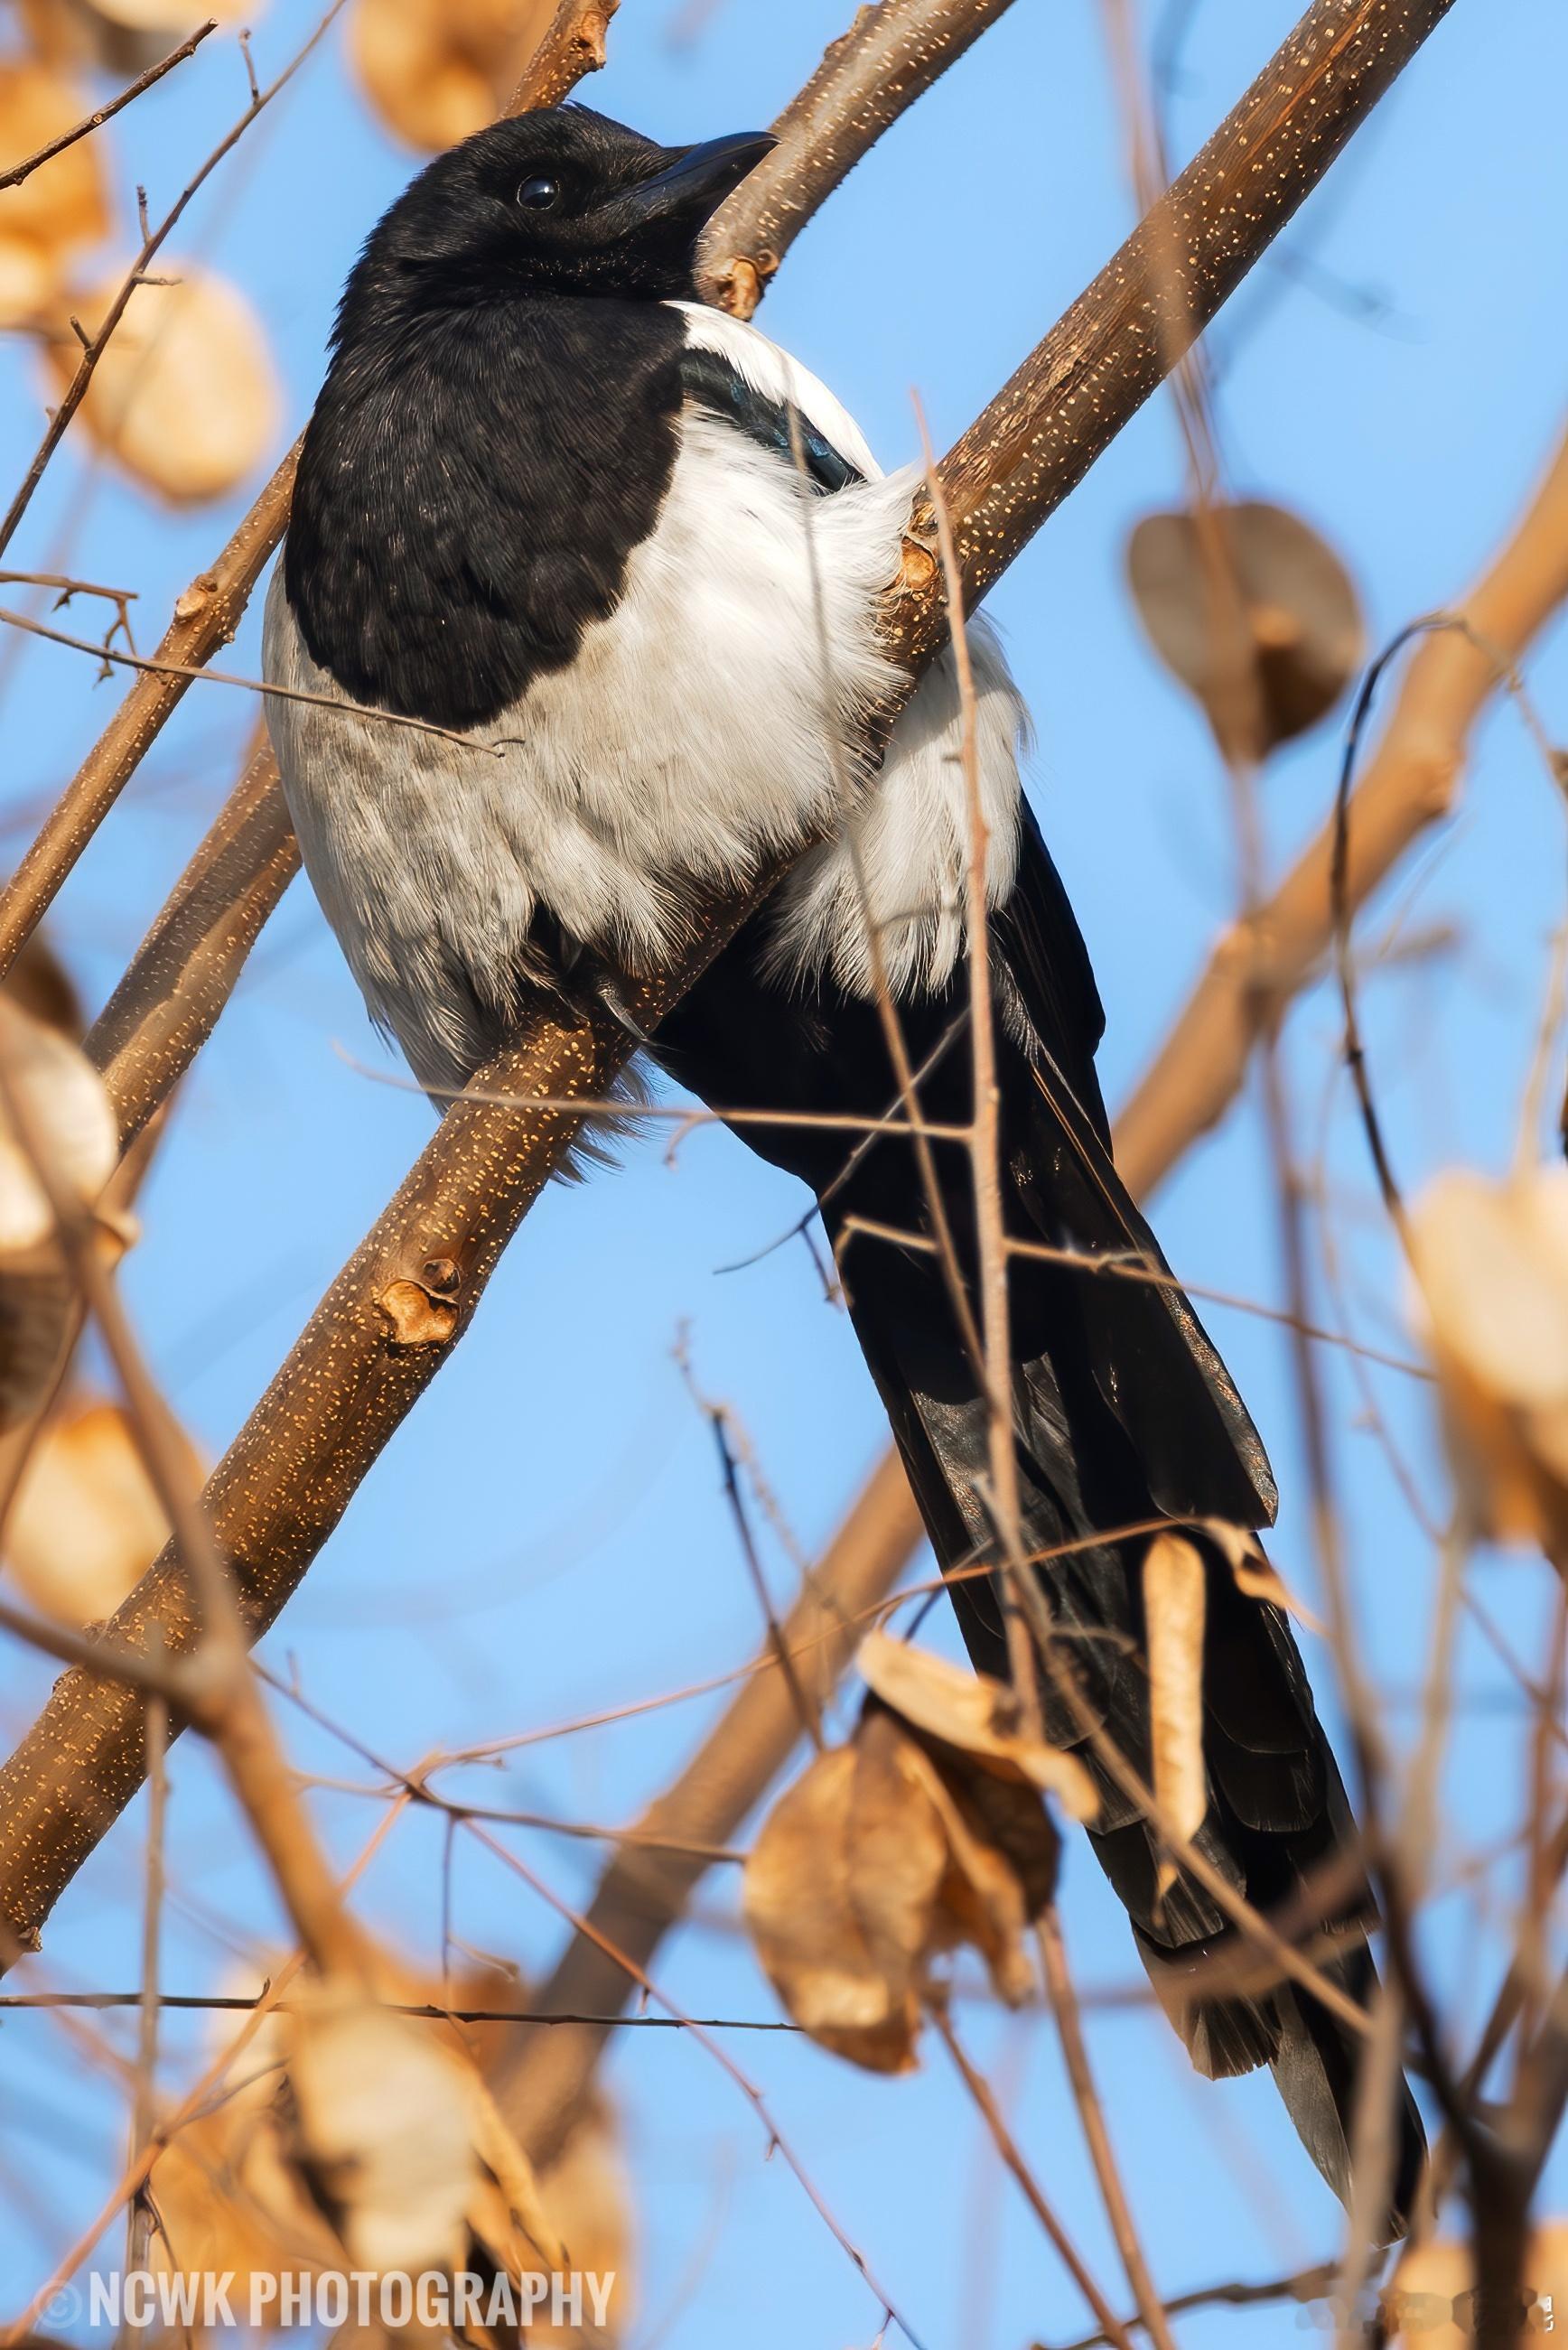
[0,21,219,191]
[495,1450,921,2163]
[695,0,1022,317]
[1115,425,1568,1198]
[0,0,1013,981]
[0,0,1460,1963]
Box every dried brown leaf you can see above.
[1198,1516,1322,1631]
[350,0,558,152]
[743,1728,941,2072]
[860,1635,1105,1814]
[1143,1533,1209,1887]
[0,994,116,1253]
[1127,499,1364,755]
[43,266,281,504]
[857,1627,1098,1818]
[287,1982,479,2270]
[1408,1166,1568,1555]
[0,57,109,325]
[5,1397,200,1624]
[0,997,118,1433]
[744,1691,1066,2071]
[901,1736,1046,2004]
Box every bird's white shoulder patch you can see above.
[766,609,1030,1000]
[667,301,881,481]
[669,302,1030,998]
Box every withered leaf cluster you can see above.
[0,977,119,1439]
[0,22,280,499]
[151,1962,632,2341]
[1409,1163,1568,1558]
[350,0,558,152]
[744,1632,1097,2073]
[0,941,191,1628]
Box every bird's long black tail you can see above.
[656,804,1425,2232]
[834,1209,1424,2233]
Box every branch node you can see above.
[713,256,768,321]
[173,577,217,626]
[377,1277,459,1348]
[896,534,938,595]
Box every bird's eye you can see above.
[516,175,559,210]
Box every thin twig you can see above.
[1053,2260,1339,2350]
[0,22,219,191]
[1039,1910,1178,2350]
[929,1998,1139,2350]
[0,2,350,564]
[122,1677,167,2350]
[0,0,1462,1978]
[678,1345,826,1752]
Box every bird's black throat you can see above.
[285,294,689,732]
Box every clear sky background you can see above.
[2,0,1567,2342]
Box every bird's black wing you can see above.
[677,345,865,496]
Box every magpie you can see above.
[263,103,1424,2226]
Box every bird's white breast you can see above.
[263,307,1027,1094]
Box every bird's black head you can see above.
[340,106,774,321]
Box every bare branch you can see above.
[0,0,1460,1964]
[88,723,300,1152]
[0,2,350,566]
[0,21,219,192]
[1054,2261,1339,2350]
[696,0,1022,317]
[503,0,621,112]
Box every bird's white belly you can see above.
[263,412,1026,1093]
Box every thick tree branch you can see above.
[88,721,300,1150]
[695,0,1022,317]
[0,0,1459,1961]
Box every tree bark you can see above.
[0,0,1461,1964]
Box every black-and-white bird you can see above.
[264,104,1423,2225]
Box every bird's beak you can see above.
[621,132,777,230]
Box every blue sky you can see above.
[1,0,1566,2340]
